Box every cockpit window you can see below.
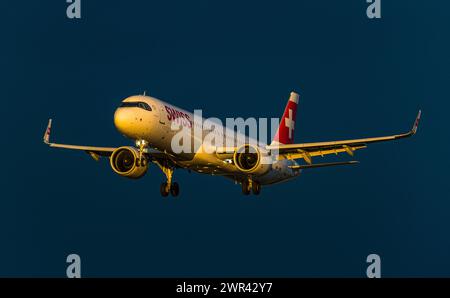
[120,101,152,111]
[138,102,152,111]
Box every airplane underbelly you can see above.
[176,152,236,175]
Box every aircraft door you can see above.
[159,104,166,124]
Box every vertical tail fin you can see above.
[271,92,299,145]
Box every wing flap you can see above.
[277,145,367,161]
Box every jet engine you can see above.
[233,144,271,175]
[110,146,148,179]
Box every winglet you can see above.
[411,110,421,135]
[43,119,52,144]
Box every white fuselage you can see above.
[113,95,300,185]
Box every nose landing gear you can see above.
[135,139,148,167]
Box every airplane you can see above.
[43,91,421,197]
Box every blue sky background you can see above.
[1,1,449,277]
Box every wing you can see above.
[43,119,117,160]
[43,118,171,163]
[266,110,421,164]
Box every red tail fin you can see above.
[271,92,299,145]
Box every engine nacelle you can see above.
[110,146,148,179]
[233,144,271,175]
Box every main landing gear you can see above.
[241,179,261,196]
[156,161,179,197]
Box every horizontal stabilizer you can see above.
[289,161,359,170]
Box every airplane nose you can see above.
[114,108,130,135]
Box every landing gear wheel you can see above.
[170,182,180,197]
[242,180,251,195]
[160,182,169,197]
[252,182,261,195]
[156,161,177,197]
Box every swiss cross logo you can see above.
[285,109,295,140]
